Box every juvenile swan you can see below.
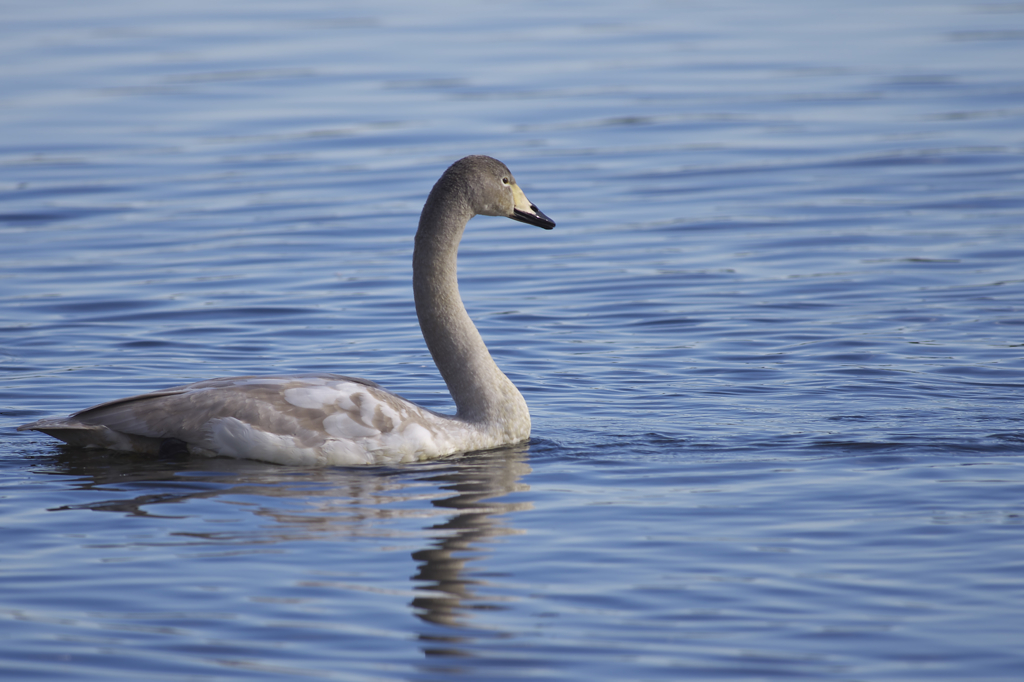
[19,155,555,465]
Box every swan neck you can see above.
[412,190,527,429]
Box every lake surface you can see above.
[2,0,1024,679]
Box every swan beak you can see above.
[510,184,555,229]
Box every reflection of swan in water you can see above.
[21,156,554,465]
[409,445,533,633]
[44,445,533,649]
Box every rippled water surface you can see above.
[3,1,1024,679]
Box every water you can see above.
[2,0,1024,679]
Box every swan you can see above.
[18,155,555,465]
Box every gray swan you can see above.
[19,155,555,465]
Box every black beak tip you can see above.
[513,206,556,230]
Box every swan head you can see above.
[457,155,555,230]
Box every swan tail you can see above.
[18,418,163,454]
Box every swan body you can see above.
[19,155,555,465]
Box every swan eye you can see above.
[502,177,510,185]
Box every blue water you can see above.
[3,0,1024,679]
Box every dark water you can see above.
[3,1,1024,679]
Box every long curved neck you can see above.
[412,187,528,430]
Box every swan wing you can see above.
[20,374,461,465]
